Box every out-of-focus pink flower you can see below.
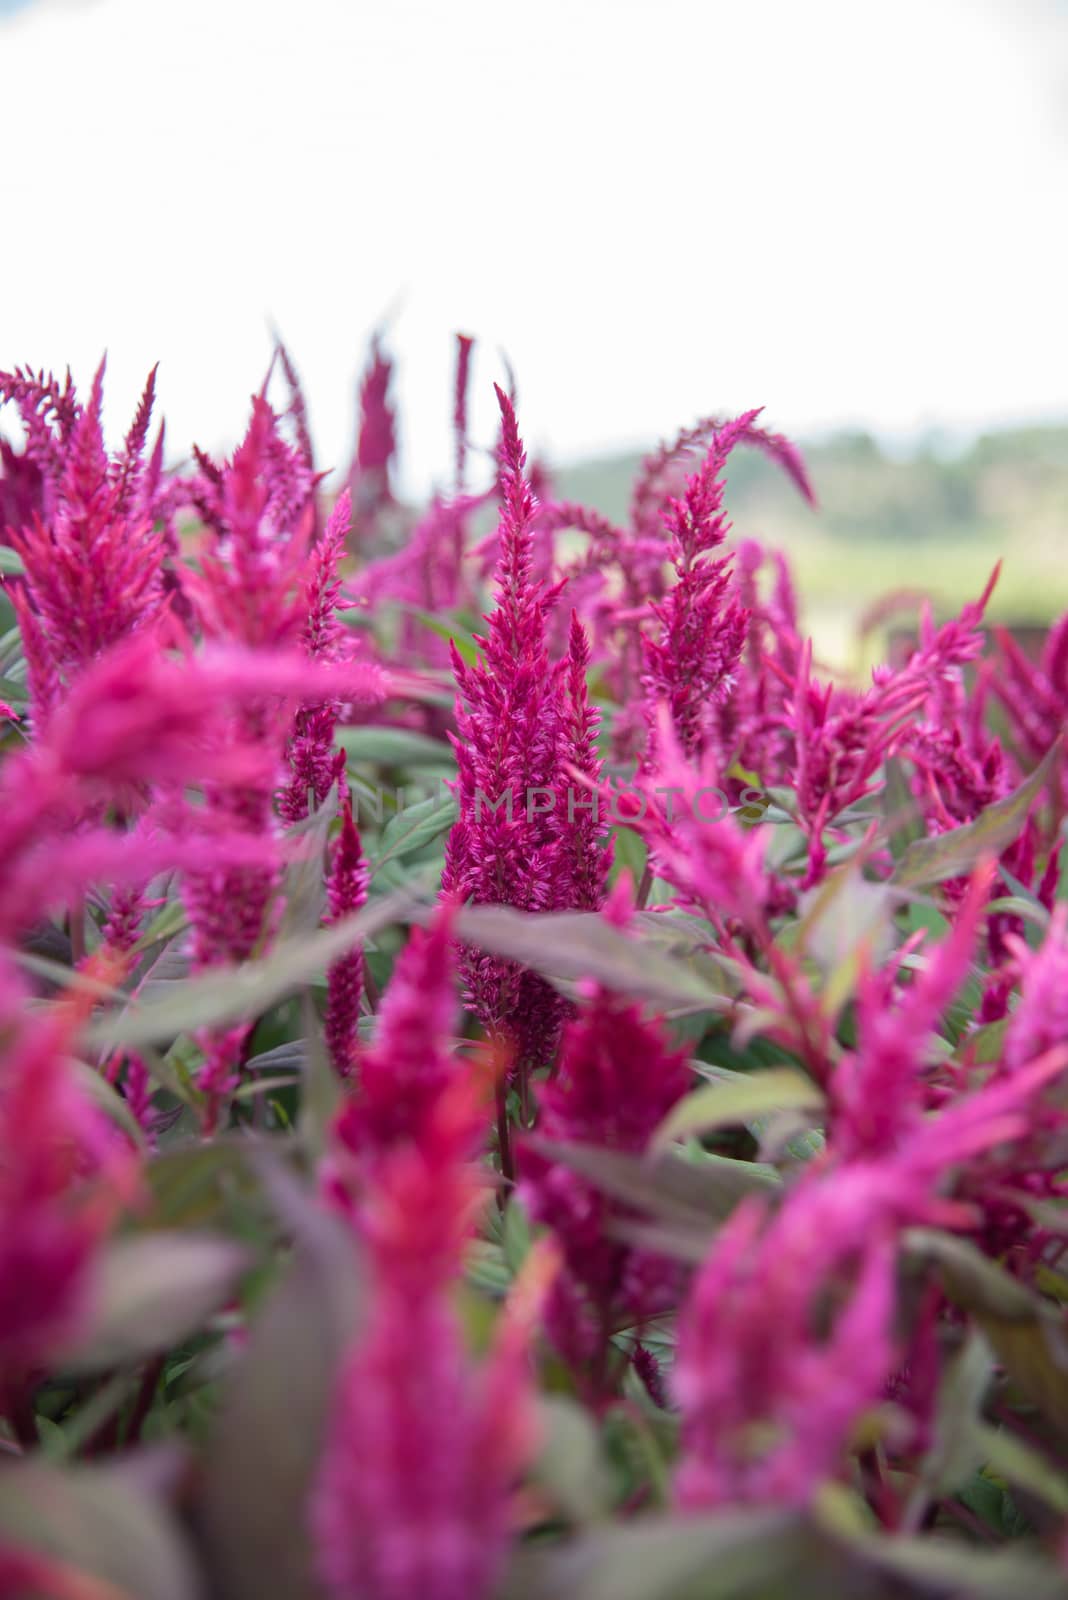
[0,996,135,1389]
[3,359,168,728]
[0,633,381,943]
[674,1178,898,1509]
[1004,905,1068,1073]
[443,387,608,1072]
[312,1071,546,1600]
[348,334,397,538]
[328,904,460,1190]
[640,413,757,763]
[181,395,313,653]
[453,333,475,494]
[278,489,356,824]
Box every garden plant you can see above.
[0,335,1067,1598]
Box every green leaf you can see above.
[905,1228,1040,1320]
[197,1167,364,1600]
[298,990,341,1163]
[504,1509,815,1600]
[532,1396,612,1523]
[140,1139,269,1230]
[882,754,925,863]
[652,1068,825,1151]
[961,1015,1010,1066]
[907,1229,1068,1435]
[525,1137,778,1241]
[398,604,481,665]
[503,1193,532,1275]
[920,1330,994,1495]
[0,1459,200,1600]
[337,724,456,766]
[454,905,730,1016]
[838,1527,1067,1598]
[87,885,423,1050]
[0,546,24,575]
[273,793,335,945]
[40,1372,138,1462]
[980,1316,1068,1438]
[608,825,647,889]
[57,1234,250,1372]
[369,791,457,874]
[974,1421,1068,1515]
[893,739,1062,888]
[796,868,896,996]
[131,897,189,953]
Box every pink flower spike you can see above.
[324,789,369,1079]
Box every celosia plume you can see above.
[323,787,369,1079]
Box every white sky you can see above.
[2,0,1068,496]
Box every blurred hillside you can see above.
[554,424,1068,669]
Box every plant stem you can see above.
[495,1070,514,1198]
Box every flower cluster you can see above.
[2,337,1068,1598]
[442,387,610,1073]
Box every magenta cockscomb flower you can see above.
[278,489,355,824]
[323,789,369,1079]
[181,399,358,1120]
[674,1178,898,1510]
[640,413,758,763]
[991,611,1068,807]
[182,394,314,653]
[312,1074,545,1600]
[348,333,397,536]
[628,711,773,931]
[554,610,612,912]
[4,359,167,727]
[352,489,487,673]
[443,386,608,1071]
[311,1258,540,1600]
[518,879,690,1393]
[0,997,136,1392]
[0,364,79,533]
[0,634,382,943]
[829,864,994,1162]
[0,434,44,548]
[630,410,817,554]
[537,412,812,766]
[453,333,475,494]
[785,642,926,886]
[327,904,460,1197]
[706,539,802,784]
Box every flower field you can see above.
[0,336,1067,1598]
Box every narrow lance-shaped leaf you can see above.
[652,1067,825,1151]
[452,905,729,1015]
[87,884,428,1049]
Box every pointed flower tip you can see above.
[603,871,636,929]
[493,383,524,473]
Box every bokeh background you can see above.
[2,0,1067,661]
